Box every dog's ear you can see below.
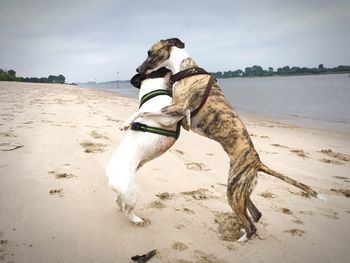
[130,73,143,89]
[145,67,172,79]
[163,38,185,49]
[130,68,171,88]
[154,67,172,78]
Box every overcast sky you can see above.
[0,0,349,83]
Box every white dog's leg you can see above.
[120,110,144,130]
[125,205,144,224]
[115,194,125,212]
[128,214,144,224]
[111,186,144,224]
[109,169,144,224]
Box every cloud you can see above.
[0,0,349,82]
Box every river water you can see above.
[81,73,350,133]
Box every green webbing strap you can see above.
[131,122,180,139]
[135,88,181,139]
[139,89,170,108]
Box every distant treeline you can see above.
[0,68,65,84]
[210,64,350,78]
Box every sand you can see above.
[0,81,349,263]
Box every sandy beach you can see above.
[0,81,349,263]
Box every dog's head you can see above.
[136,38,185,74]
[130,67,172,89]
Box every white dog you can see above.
[106,68,189,224]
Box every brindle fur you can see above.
[136,38,319,240]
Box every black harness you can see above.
[170,67,215,117]
[130,67,215,139]
[131,89,181,139]
[139,89,170,108]
[131,122,180,139]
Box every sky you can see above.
[0,0,349,83]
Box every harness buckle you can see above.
[131,122,144,131]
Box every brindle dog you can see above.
[136,38,324,241]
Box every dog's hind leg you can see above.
[118,187,144,225]
[108,165,144,224]
[115,194,125,212]
[114,192,144,224]
[114,188,144,224]
[229,190,257,242]
[124,204,144,224]
[227,163,258,241]
[247,197,262,222]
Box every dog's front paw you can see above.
[180,109,191,131]
[120,122,131,131]
[181,118,189,131]
[161,106,184,117]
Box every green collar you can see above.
[131,122,180,139]
[139,89,170,108]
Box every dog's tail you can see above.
[258,163,326,201]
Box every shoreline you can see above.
[212,71,350,79]
[1,82,349,263]
[81,83,350,137]
[78,72,350,134]
[238,109,350,137]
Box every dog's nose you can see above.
[136,67,140,73]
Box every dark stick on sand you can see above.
[131,249,157,263]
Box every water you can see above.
[219,74,350,133]
[81,74,350,133]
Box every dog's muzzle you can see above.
[136,64,147,73]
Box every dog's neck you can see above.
[168,47,197,73]
[138,78,169,101]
